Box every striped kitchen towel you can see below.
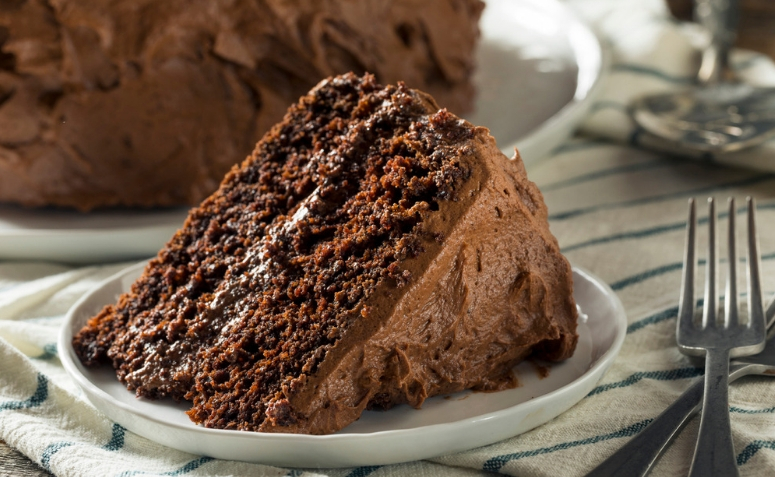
[2,141,775,477]
[2,0,775,476]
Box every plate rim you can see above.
[0,206,190,237]
[59,262,627,467]
[507,0,611,164]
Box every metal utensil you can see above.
[677,197,766,477]
[630,0,775,154]
[585,297,775,477]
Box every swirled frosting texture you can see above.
[0,0,483,210]
[72,74,577,435]
[271,130,579,434]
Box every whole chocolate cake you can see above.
[72,73,578,434]
[0,0,483,210]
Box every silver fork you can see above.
[584,297,775,477]
[678,197,767,477]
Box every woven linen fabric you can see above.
[2,1,775,476]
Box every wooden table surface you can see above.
[0,439,51,477]
[2,2,775,476]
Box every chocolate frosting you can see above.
[71,74,576,435]
[0,0,483,210]
[262,133,578,434]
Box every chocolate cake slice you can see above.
[0,0,483,211]
[73,73,578,434]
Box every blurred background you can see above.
[666,0,775,59]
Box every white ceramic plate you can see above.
[0,0,607,265]
[470,0,608,163]
[60,264,626,468]
[0,205,189,264]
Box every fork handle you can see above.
[584,363,754,477]
[690,348,740,477]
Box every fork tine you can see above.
[726,198,738,328]
[747,197,765,333]
[704,198,717,328]
[679,198,697,334]
[675,197,766,477]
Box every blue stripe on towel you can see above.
[41,442,75,470]
[33,343,58,360]
[0,373,48,410]
[40,423,127,472]
[627,297,710,335]
[562,221,687,254]
[346,466,382,477]
[737,440,775,465]
[623,282,775,335]
[622,288,775,335]
[731,406,775,414]
[586,367,703,397]
[627,307,679,334]
[549,176,775,221]
[611,253,775,292]
[103,423,126,451]
[561,202,775,253]
[541,163,672,192]
[482,419,652,472]
[610,263,684,291]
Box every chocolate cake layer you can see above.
[73,73,577,434]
